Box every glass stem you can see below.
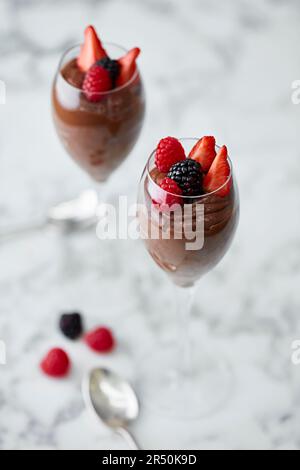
[92,181,106,203]
[175,284,197,380]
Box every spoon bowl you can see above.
[82,368,140,449]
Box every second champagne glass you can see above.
[52,26,145,207]
[137,137,239,418]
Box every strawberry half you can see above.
[116,47,140,87]
[77,25,107,72]
[189,136,216,172]
[203,145,231,197]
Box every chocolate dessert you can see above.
[52,26,145,182]
[138,137,239,287]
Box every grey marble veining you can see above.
[0,0,300,450]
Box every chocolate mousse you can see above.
[52,26,145,182]
[138,137,239,287]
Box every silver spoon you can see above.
[0,190,100,242]
[82,367,141,450]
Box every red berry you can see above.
[153,177,183,208]
[83,65,112,102]
[85,327,115,353]
[116,47,140,87]
[155,137,186,173]
[40,348,70,378]
[203,146,231,197]
[189,136,216,172]
[77,25,107,72]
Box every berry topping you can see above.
[168,160,203,196]
[150,168,167,186]
[82,65,112,102]
[155,137,186,173]
[77,25,107,72]
[203,145,231,197]
[189,136,216,172]
[96,57,120,86]
[116,47,140,87]
[59,312,83,340]
[85,327,115,353]
[153,177,183,208]
[40,348,70,378]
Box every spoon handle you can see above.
[117,427,141,450]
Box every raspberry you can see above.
[168,159,203,196]
[82,65,112,102]
[155,137,186,173]
[96,57,120,86]
[153,177,182,208]
[85,327,115,353]
[59,312,83,340]
[40,348,70,378]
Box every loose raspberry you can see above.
[82,65,112,102]
[155,137,186,173]
[40,348,70,378]
[153,177,183,208]
[85,327,115,353]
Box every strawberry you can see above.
[77,25,107,72]
[203,145,231,197]
[189,136,216,172]
[116,47,140,87]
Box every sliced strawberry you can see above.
[189,136,216,172]
[203,145,231,197]
[116,47,140,87]
[77,25,107,72]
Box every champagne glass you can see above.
[52,42,145,212]
[137,138,239,417]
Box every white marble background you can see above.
[0,0,300,450]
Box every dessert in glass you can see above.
[137,136,239,417]
[52,25,145,191]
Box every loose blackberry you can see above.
[96,57,120,85]
[168,160,203,196]
[59,312,83,340]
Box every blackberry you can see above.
[59,312,83,340]
[96,57,120,85]
[168,159,203,196]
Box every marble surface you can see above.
[1,0,300,450]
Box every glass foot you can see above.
[135,345,234,420]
